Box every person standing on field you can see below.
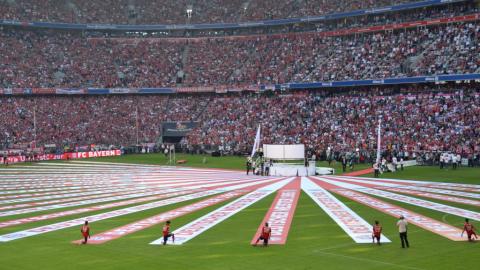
[396,216,409,248]
[246,157,252,175]
[162,220,175,245]
[392,156,398,171]
[372,220,382,245]
[80,221,90,244]
[461,218,477,241]
[373,162,380,178]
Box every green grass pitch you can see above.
[0,154,478,270]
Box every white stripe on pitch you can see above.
[302,177,390,244]
[153,178,293,245]
[318,178,480,221]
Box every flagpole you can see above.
[376,119,382,164]
[33,106,37,148]
[135,106,139,145]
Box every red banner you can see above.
[69,150,121,159]
[1,150,121,164]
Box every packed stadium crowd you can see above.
[183,86,480,158]
[1,21,479,88]
[0,94,214,146]
[90,2,476,38]
[1,0,479,164]
[317,2,478,32]
[303,22,480,82]
[1,86,479,161]
[1,95,156,146]
[0,30,183,88]
[0,0,419,24]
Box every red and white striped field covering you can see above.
[320,177,480,221]
[0,161,476,245]
[302,177,391,244]
[0,178,265,217]
[250,178,301,245]
[0,161,283,242]
[80,178,290,244]
[332,177,480,199]
[151,178,294,245]
[338,176,480,193]
[324,176,480,207]
[312,177,468,241]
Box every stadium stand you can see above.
[1,0,421,24]
[0,0,479,165]
[1,21,479,88]
[1,86,479,159]
[183,86,480,157]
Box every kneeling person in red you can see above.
[80,221,90,244]
[162,220,175,245]
[372,220,382,245]
[254,222,271,247]
[462,218,477,242]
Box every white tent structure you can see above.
[263,144,318,176]
[263,144,305,161]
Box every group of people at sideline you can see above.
[372,151,467,177]
[246,156,273,176]
[373,156,405,177]
[439,152,463,170]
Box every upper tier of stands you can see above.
[0,0,421,25]
[1,20,478,88]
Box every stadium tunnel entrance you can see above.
[160,121,198,144]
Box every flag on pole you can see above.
[376,119,382,164]
[251,125,261,157]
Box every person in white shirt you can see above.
[381,158,387,172]
[452,154,458,170]
[396,216,409,248]
[447,153,453,169]
[392,156,398,171]
[373,162,380,178]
